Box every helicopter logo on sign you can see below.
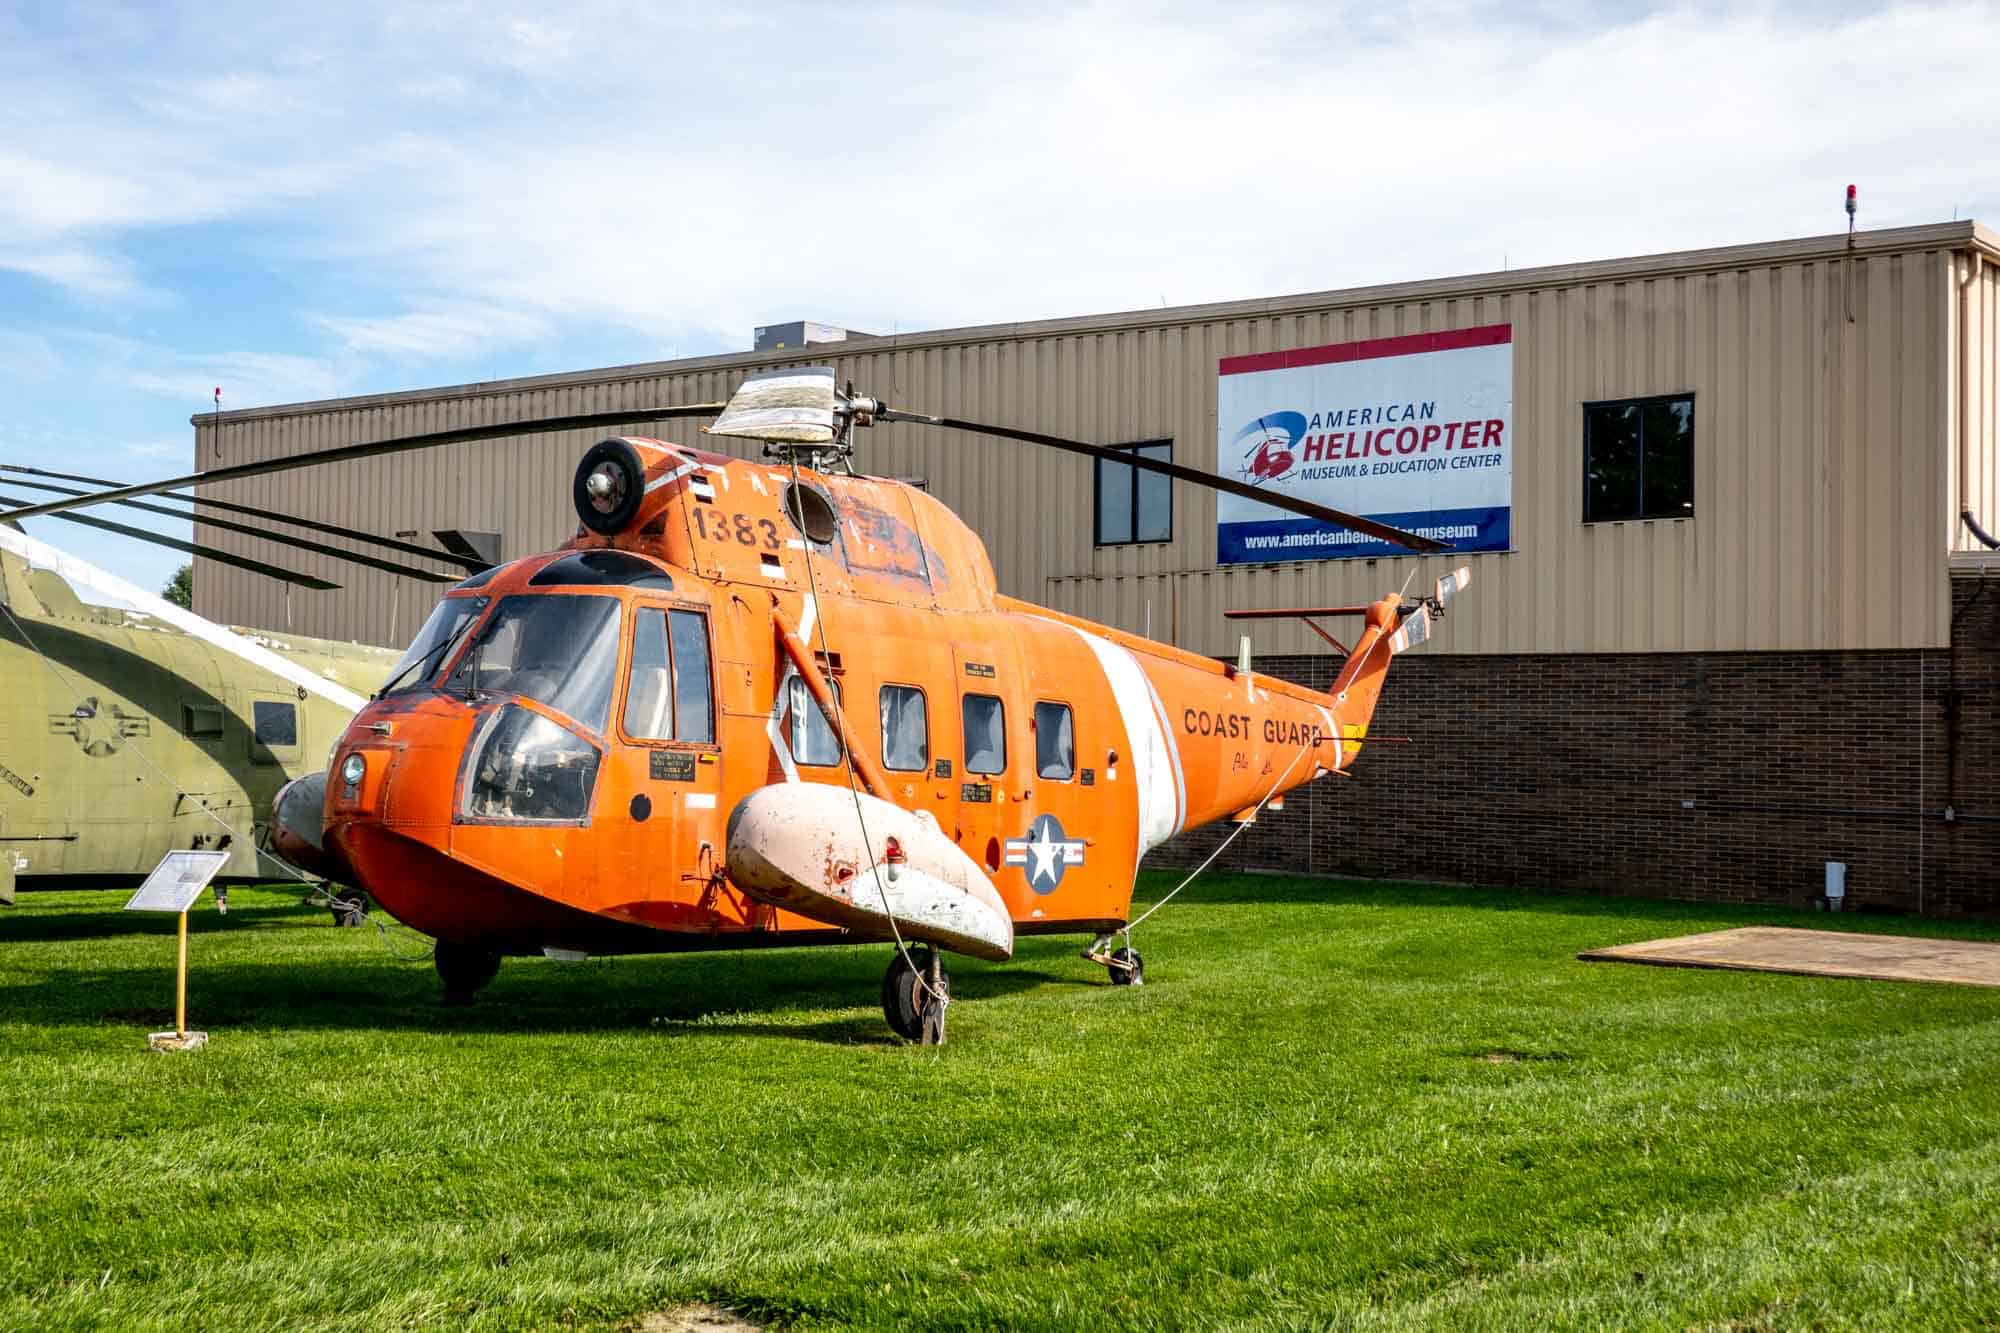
[1004,813,1086,894]
[1232,411,1307,486]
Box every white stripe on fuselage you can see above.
[1316,704,1341,771]
[763,594,819,784]
[1037,617,1185,855]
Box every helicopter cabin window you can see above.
[181,702,225,739]
[1033,702,1074,780]
[786,676,843,766]
[1095,440,1173,546]
[962,694,1006,775]
[880,685,928,772]
[253,701,298,748]
[1583,393,1695,523]
[622,608,716,745]
[444,594,622,736]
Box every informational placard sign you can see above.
[1215,325,1513,563]
[124,849,230,914]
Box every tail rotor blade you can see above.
[1388,606,1431,654]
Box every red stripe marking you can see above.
[1220,323,1512,376]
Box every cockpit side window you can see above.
[623,607,716,744]
[668,610,714,744]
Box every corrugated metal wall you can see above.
[195,224,1994,655]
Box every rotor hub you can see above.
[583,461,625,513]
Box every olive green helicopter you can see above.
[0,464,486,914]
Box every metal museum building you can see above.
[191,221,2000,914]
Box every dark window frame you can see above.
[1582,392,1696,524]
[879,683,929,773]
[619,602,718,748]
[665,608,715,745]
[1094,439,1174,546]
[961,692,1007,776]
[181,702,225,739]
[786,675,844,767]
[1033,700,1075,781]
[252,700,298,748]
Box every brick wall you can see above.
[1155,573,2000,915]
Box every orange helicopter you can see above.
[7,368,1469,1042]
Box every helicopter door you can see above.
[597,603,724,924]
[950,643,1023,881]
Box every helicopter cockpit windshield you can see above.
[380,595,489,698]
[443,594,622,735]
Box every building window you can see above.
[880,685,929,772]
[1583,394,1694,523]
[1095,440,1173,545]
[1034,702,1074,780]
[962,694,1006,775]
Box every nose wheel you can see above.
[1084,936,1144,986]
[881,947,951,1044]
[327,886,369,928]
[435,938,502,1005]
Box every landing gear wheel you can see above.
[881,947,950,1044]
[435,938,502,1005]
[328,887,369,928]
[1107,947,1144,987]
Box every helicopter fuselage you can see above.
[320,442,1386,958]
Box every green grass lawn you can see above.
[4,874,2000,1330]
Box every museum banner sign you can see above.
[1215,324,1513,563]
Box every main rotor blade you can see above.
[879,410,1452,553]
[0,476,456,584]
[0,405,728,523]
[0,523,365,710]
[0,493,339,590]
[0,463,486,572]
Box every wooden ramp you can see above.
[1579,926,2000,988]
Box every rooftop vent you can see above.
[752,320,869,352]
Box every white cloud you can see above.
[117,438,193,462]
[125,351,345,410]
[2,1,1997,400]
[310,302,551,361]
[0,247,145,299]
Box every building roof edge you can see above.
[194,220,1986,428]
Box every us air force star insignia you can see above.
[1003,813,1085,895]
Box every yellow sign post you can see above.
[125,850,230,1052]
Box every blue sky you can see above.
[3,0,1995,603]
